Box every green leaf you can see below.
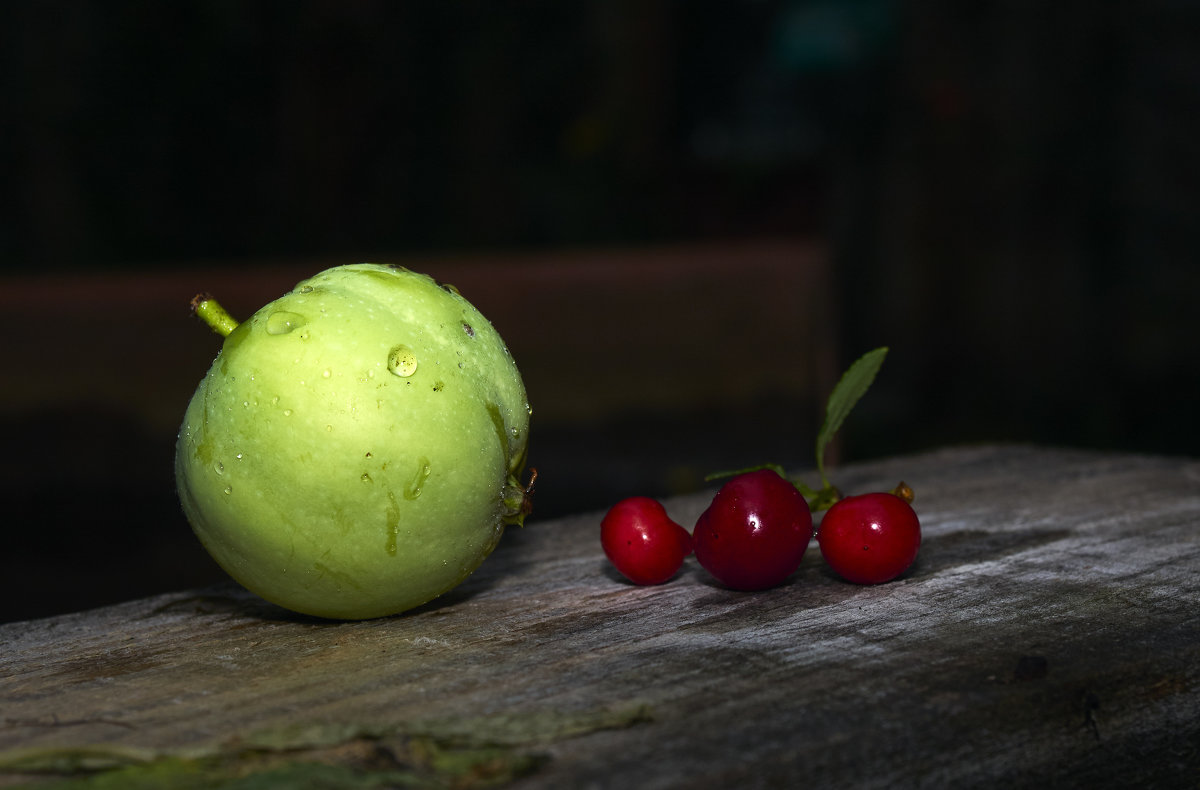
[703,463,787,483]
[815,347,888,486]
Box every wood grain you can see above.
[2,445,1198,788]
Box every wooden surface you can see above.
[2,445,1198,788]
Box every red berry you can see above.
[692,469,813,591]
[818,492,921,584]
[601,497,694,585]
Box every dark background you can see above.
[3,1,1197,623]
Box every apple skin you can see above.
[175,264,530,619]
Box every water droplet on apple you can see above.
[223,486,233,495]
[266,310,308,335]
[214,461,225,475]
[298,285,315,294]
[404,456,432,500]
[361,473,373,483]
[322,369,332,378]
[387,345,418,377]
[385,491,401,556]
[283,409,293,417]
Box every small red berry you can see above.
[601,497,693,585]
[818,492,921,584]
[692,469,813,591]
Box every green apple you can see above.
[175,264,531,619]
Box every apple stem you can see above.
[190,292,239,337]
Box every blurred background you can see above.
[2,0,1197,623]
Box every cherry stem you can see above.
[808,484,843,513]
[191,292,239,337]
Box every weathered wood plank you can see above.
[1,445,1198,788]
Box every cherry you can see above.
[692,469,813,591]
[817,491,920,584]
[601,497,693,585]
